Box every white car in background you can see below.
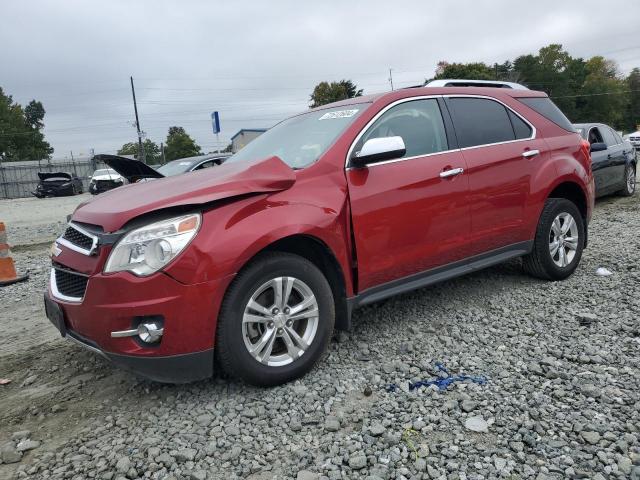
[624,130,640,151]
[89,168,126,195]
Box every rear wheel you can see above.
[523,198,585,280]
[216,252,334,386]
[619,164,636,196]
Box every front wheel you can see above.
[216,252,335,386]
[523,198,585,280]
[619,164,636,197]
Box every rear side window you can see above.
[518,97,574,131]
[613,130,623,144]
[602,127,618,146]
[447,98,515,148]
[508,110,533,139]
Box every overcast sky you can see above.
[2,0,639,159]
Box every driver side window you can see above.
[355,99,448,159]
[588,127,604,145]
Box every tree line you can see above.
[310,44,640,133]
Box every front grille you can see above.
[630,137,640,141]
[62,225,94,251]
[54,267,88,299]
[96,180,119,187]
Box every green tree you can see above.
[625,68,640,132]
[164,126,201,161]
[0,87,53,161]
[309,80,363,108]
[433,61,495,80]
[117,142,138,156]
[575,56,626,127]
[117,139,161,163]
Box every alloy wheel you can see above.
[548,212,579,268]
[242,276,319,367]
[627,168,636,194]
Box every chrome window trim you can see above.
[345,94,537,170]
[49,268,85,303]
[58,222,99,256]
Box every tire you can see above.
[523,198,585,281]
[619,164,636,197]
[216,252,335,386]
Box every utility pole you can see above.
[388,68,394,91]
[160,142,166,164]
[130,76,145,163]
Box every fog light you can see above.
[137,322,164,343]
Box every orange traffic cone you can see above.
[0,222,29,287]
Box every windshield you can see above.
[94,169,116,176]
[157,160,195,176]
[227,104,368,169]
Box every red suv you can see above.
[45,85,594,386]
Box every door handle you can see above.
[522,149,540,158]
[439,167,464,178]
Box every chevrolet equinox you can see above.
[45,85,595,386]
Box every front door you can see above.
[588,126,612,193]
[347,98,470,292]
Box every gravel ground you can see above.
[0,191,639,480]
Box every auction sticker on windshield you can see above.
[319,109,359,120]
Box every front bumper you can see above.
[60,322,214,383]
[44,268,232,383]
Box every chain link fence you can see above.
[0,158,108,199]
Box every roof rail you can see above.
[425,79,529,90]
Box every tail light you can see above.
[580,139,592,173]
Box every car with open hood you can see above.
[33,172,83,198]
[45,84,594,386]
[94,153,231,184]
[89,168,126,195]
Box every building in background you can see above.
[231,128,267,153]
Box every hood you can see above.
[38,172,72,181]
[73,156,296,232]
[92,173,124,181]
[94,154,164,182]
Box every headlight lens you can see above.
[104,213,201,276]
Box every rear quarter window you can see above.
[518,97,574,132]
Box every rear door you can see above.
[601,126,626,189]
[347,97,470,291]
[445,95,547,255]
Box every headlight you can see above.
[61,182,71,186]
[104,213,201,276]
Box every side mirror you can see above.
[352,136,406,167]
[590,142,607,153]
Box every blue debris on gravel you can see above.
[386,362,487,392]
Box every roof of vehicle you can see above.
[572,122,610,129]
[311,85,548,112]
[425,79,529,90]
